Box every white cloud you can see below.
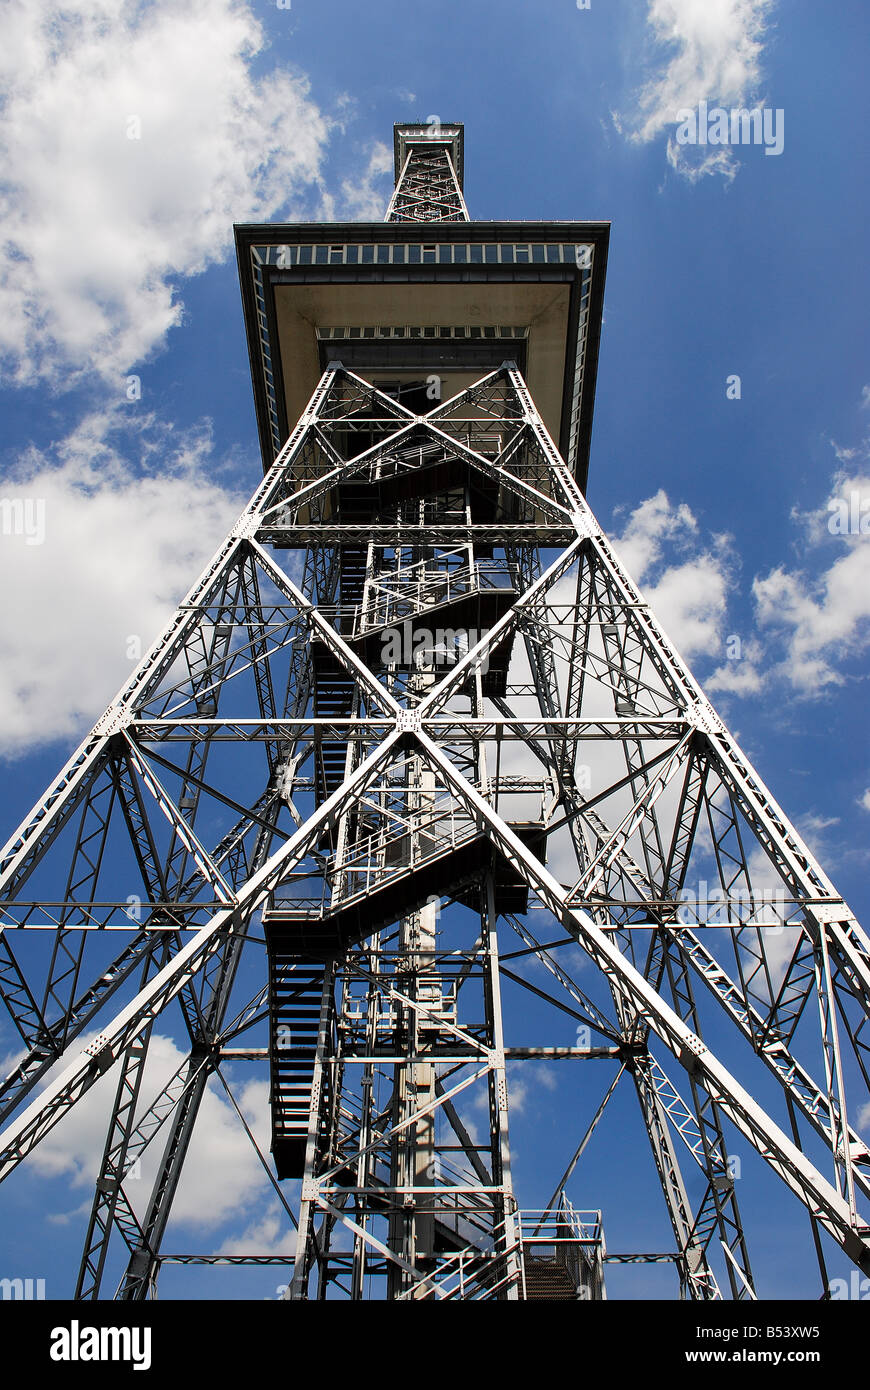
[752,468,870,693]
[617,0,775,180]
[0,0,332,385]
[860,790,870,813]
[504,1061,559,1117]
[666,138,739,185]
[645,556,730,659]
[319,141,393,222]
[706,638,765,695]
[610,489,698,585]
[611,490,732,659]
[695,430,870,699]
[28,1032,275,1232]
[794,811,840,867]
[0,407,243,754]
[605,429,870,703]
[218,1199,297,1259]
[799,811,839,833]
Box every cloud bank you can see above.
[0,0,331,385]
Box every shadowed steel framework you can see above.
[0,122,868,1301]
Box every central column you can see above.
[388,654,439,1294]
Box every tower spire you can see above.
[387,121,468,221]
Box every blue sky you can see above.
[0,0,868,1301]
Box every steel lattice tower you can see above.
[1,121,869,1301]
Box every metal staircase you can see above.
[267,958,329,1179]
[264,803,547,950]
[520,1205,607,1301]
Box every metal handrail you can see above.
[520,1203,604,1245]
[394,1209,524,1302]
[355,559,514,635]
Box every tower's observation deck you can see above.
[235,123,608,491]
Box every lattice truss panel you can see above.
[387,143,468,223]
[0,363,869,1301]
